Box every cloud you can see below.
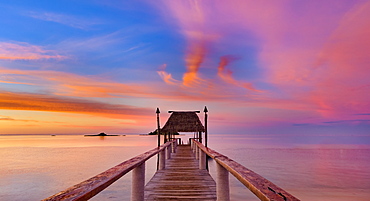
[293,123,312,127]
[154,1,220,87]
[0,91,152,119]
[157,64,182,86]
[154,0,370,118]
[27,11,100,30]
[307,1,370,117]
[323,120,370,124]
[0,67,153,98]
[217,55,260,92]
[355,114,370,116]
[0,116,39,122]
[0,117,15,121]
[1,66,249,103]
[182,41,208,87]
[0,42,66,60]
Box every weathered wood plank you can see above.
[194,141,300,201]
[145,145,216,201]
[43,142,173,201]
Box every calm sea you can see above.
[0,134,369,201]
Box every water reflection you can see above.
[1,134,369,201]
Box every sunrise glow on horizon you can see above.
[0,1,369,144]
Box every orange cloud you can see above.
[0,42,66,60]
[0,91,152,119]
[182,41,207,87]
[157,70,180,85]
[0,67,153,98]
[155,1,218,87]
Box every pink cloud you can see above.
[217,55,260,92]
[155,0,370,120]
[306,1,370,117]
[155,1,219,87]
[157,64,181,85]
[0,42,66,60]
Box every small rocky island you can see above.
[84,132,120,136]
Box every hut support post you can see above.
[199,149,206,169]
[131,162,145,201]
[216,162,230,201]
[198,131,202,143]
[159,150,166,170]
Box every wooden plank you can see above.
[43,141,173,201]
[194,141,300,201]
[145,145,216,201]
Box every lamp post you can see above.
[204,106,208,147]
[156,108,161,147]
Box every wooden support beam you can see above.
[216,162,230,201]
[132,162,145,201]
[199,150,207,170]
[159,150,166,170]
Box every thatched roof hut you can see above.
[161,111,205,133]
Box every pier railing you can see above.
[192,140,300,201]
[43,140,176,201]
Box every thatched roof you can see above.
[161,111,205,133]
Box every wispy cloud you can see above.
[217,55,260,92]
[156,0,370,119]
[0,116,39,122]
[27,11,101,30]
[155,1,265,94]
[1,66,250,102]
[0,67,152,98]
[0,91,152,119]
[323,120,370,124]
[157,64,181,85]
[0,42,66,60]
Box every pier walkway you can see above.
[43,108,300,201]
[145,145,216,200]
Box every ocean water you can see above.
[0,134,369,201]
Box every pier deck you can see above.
[145,145,216,200]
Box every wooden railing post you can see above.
[216,162,230,201]
[166,145,171,159]
[132,162,145,201]
[196,146,199,160]
[159,150,166,170]
[172,140,177,153]
[199,149,206,169]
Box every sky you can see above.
[0,0,369,144]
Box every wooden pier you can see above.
[43,108,300,201]
[145,145,216,200]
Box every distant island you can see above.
[84,132,121,136]
[148,129,179,135]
